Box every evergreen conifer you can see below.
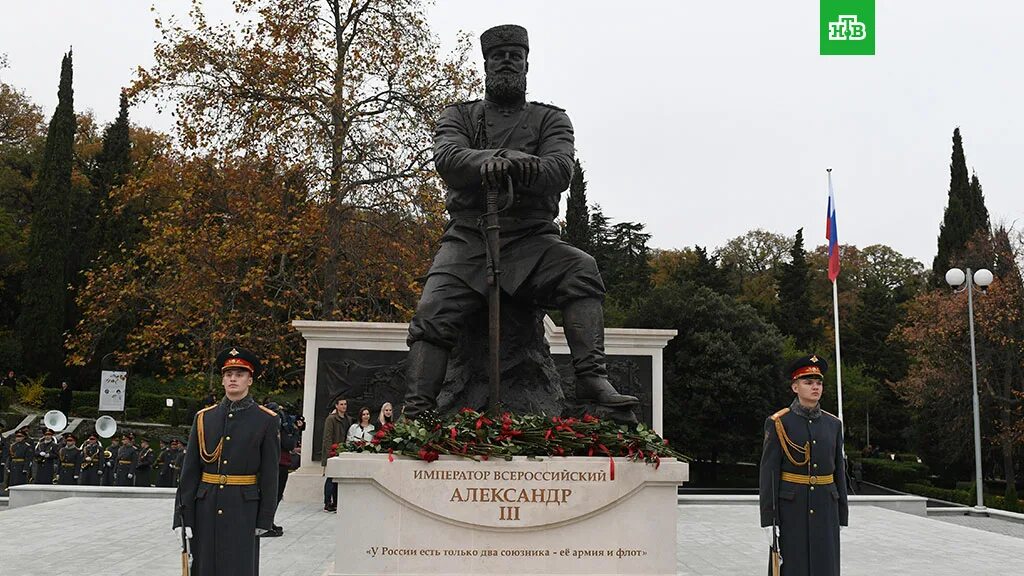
[18,51,75,381]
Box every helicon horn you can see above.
[95,415,118,439]
[43,410,67,432]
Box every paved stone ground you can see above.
[4,498,1024,575]
[935,513,1024,539]
[677,505,1024,576]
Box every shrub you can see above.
[18,375,47,408]
[861,458,928,490]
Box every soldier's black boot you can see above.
[401,340,450,420]
[561,297,639,407]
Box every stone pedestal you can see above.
[326,453,688,576]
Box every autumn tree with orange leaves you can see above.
[70,0,479,382]
[896,228,1024,503]
[128,0,479,317]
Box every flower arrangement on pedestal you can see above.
[343,409,686,471]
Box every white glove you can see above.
[763,526,780,548]
[127,474,133,479]
[174,526,194,539]
[39,452,47,457]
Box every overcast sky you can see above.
[2,1,1022,267]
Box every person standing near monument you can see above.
[135,437,155,486]
[114,432,138,486]
[102,436,119,486]
[173,346,280,576]
[402,24,639,419]
[33,428,59,484]
[79,432,103,486]
[321,396,350,512]
[6,429,32,487]
[57,433,81,485]
[759,355,848,576]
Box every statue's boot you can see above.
[561,297,639,407]
[401,340,449,420]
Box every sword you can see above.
[481,175,515,414]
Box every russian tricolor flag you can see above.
[825,171,840,281]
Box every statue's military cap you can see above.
[215,346,262,377]
[787,354,828,380]
[480,24,529,56]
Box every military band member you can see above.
[6,429,32,486]
[759,355,849,576]
[79,433,103,486]
[155,438,172,487]
[172,437,185,485]
[173,346,280,576]
[57,433,82,485]
[136,437,155,487]
[34,428,59,484]
[114,432,138,486]
[102,436,119,486]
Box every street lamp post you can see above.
[945,267,993,513]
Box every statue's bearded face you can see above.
[484,45,528,104]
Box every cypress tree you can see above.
[775,228,819,349]
[563,159,590,252]
[93,91,135,258]
[932,128,990,281]
[17,50,75,381]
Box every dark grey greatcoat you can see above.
[759,400,849,576]
[6,439,32,486]
[114,443,138,486]
[78,442,103,485]
[57,444,81,484]
[174,396,280,576]
[33,439,59,484]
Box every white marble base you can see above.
[8,484,176,508]
[283,464,330,503]
[327,453,688,575]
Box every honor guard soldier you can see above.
[34,429,59,484]
[102,436,119,486]
[6,429,32,486]
[114,432,139,486]
[174,346,280,576]
[79,433,103,485]
[759,355,849,576]
[57,433,82,485]
[136,437,155,486]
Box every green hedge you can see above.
[861,458,929,490]
[905,483,1024,512]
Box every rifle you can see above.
[178,505,192,576]
[771,477,782,576]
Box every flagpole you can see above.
[827,168,844,423]
[832,278,844,422]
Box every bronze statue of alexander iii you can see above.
[402,24,638,418]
